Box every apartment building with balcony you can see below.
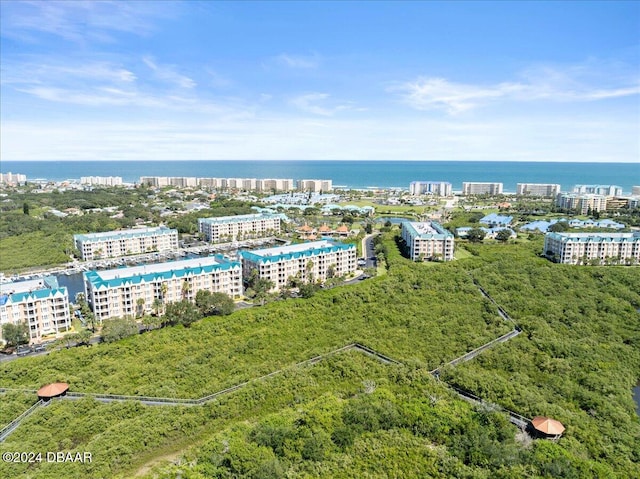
[572,185,623,197]
[84,255,242,321]
[401,221,455,261]
[73,226,179,260]
[239,240,357,291]
[556,193,608,214]
[544,232,640,265]
[516,183,561,197]
[461,182,504,196]
[400,221,454,261]
[297,179,333,192]
[0,277,71,344]
[198,212,287,243]
[409,181,452,196]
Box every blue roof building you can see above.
[479,213,513,227]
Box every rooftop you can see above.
[240,240,355,263]
[198,212,287,224]
[74,226,175,242]
[402,221,453,239]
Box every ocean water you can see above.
[2,160,638,193]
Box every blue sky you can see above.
[1,1,639,162]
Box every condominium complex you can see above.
[0,277,71,344]
[401,221,455,261]
[84,256,242,321]
[462,182,504,196]
[556,193,608,214]
[140,176,297,192]
[73,226,179,260]
[632,186,640,196]
[544,232,640,265]
[0,172,27,185]
[239,240,357,291]
[409,181,452,196]
[80,176,123,186]
[516,183,561,197]
[572,185,623,197]
[198,212,288,243]
[298,179,333,192]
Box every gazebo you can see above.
[37,382,69,401]
[530,416,565,440]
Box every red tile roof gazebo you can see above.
[530,416,565,439]
[37,382,69,400]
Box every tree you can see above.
[101,317,139,343]
[548,221,569,232]
[196,290,235,316]
[22,202,29,215]
[136,297,146,317]
[495,229,512,242]
[466,228,486,243]
[164,300,201,327]
[2,322,29,347]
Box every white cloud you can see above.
[143,57,196,89]
[393,64,640,114]
[275,53,320,69]
[0,0,176,43]
[290,93,354,116]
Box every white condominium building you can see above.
[298,179,333,192]
[633,186,640,196]
[257,178,295,192]
[556,193,608,214]
[544,232,640,265]
[0,277,71,344]
[516,183,561,197]
[0,172,27,185]
[73,226,179,260]
[462,182,504,195]
[198,213,288,243]
[409,181,452,196]
[84,255,242,321]
[239,240,357,291]
[572,185,623,197]
[401,221,454,261]
[80,176,123,186]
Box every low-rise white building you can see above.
[544,232,640,265]
[84,255,242,321]
[401,221,454,261]
[516,183,561,197]
[462,182,503,196]
[198,212,287,243]
[0,277,71,344]
[74,226,179,260]
[239,240,357,291]
[80,176,123,186]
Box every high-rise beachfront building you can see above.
[572,185,623,197]
[409,181,452,196]
[239,240,357,291]
[257,179,295,192]
[0,172,27,185]
[556,193,608,214]
[198,212,287,243]
[461,182,504,196]
[73,226,179,260]
[0,277,71,344]
[297,179,333,192]
[544,232,640,265]
[83,256,242,322]
[80,176,123,186]
[400,221,455,261]
[516,183,561,197]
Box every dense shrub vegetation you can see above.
[1,235,638,478]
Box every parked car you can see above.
[16,345,32,356]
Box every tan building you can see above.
[239,240,357,291]
[516,183,561,197]
[544,232,640,265]
[462,182,503,195]
[401,221,455,261]
[257,178,295,192]
[74,226,179,260]
[0,172,27,185]
[0,277,71,344]
[298,179,333,192]
[556,193,607,214]
[84,256,242,322]
[198,212,287,243]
